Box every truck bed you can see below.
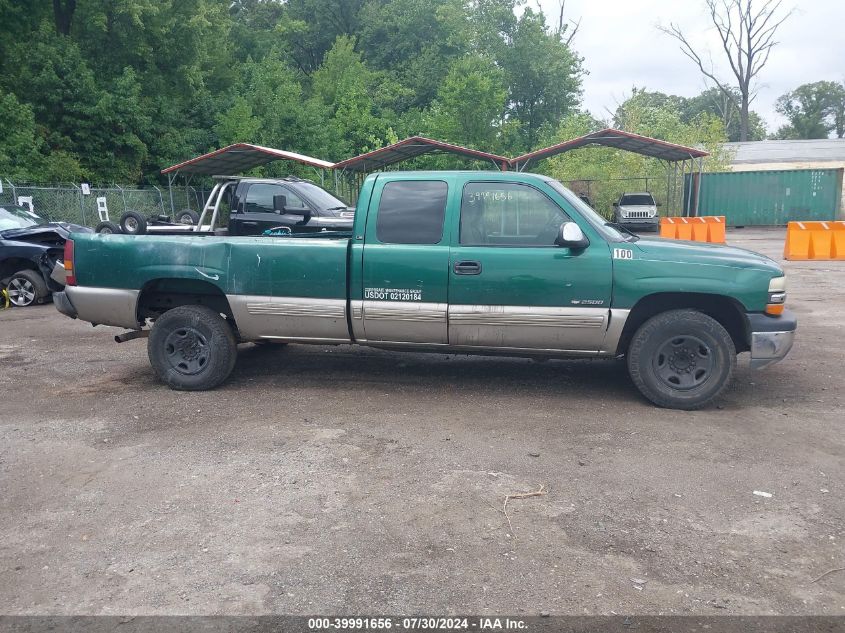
[72,232,351,302]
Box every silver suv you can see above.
[612,192,659,232]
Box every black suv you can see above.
[227,176,354,236]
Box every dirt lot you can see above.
[0,227,842,616]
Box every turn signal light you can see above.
[765,303,785,316]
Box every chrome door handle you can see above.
[453,260,482,275]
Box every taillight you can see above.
[64,239,76,286]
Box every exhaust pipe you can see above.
[114,329,150,343]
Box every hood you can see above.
[0,222,92,241]
[633,236,782,274]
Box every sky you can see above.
[533,0,845,134]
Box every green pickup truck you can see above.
[54,171,795,409]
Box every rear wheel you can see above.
[5,269,49,307]
[120,211,147,235]
[627,309,736,410]
[148,305,237,390]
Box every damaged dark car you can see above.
[0,204,92,307]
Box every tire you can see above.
[627,309,736,410]
[148,305,237,390]
[95,221,121,234]
[120,211,147,235]
[175,209,200,225]
[5,269,49,307]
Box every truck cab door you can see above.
[448,180,613,352]
[358,176,452,344]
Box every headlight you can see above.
[768,276,787,292]
[766,276,787,315]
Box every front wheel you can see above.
[627,309,736,410]
[148,305,237,390]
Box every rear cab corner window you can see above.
[375,180,448,245]
[460,181,570,247]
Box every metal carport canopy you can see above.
[509,128,708,170]
[160,143,335,175]
[333,136,510,173]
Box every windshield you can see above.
[543,179,628,242]
[0,205,45,230]
[620,194,655,206]
[295,182,349,210]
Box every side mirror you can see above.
[656,202,662,207]
[556,222,590,250]
[612,202,619,207]
[273,194,287,214]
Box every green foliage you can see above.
[617,87,767,143]
[774,81,845,139]
[498,9,583,151]
[5,0,830,189]
[424,55,507,150]
[0,90,43,180]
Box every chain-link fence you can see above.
[0,179,213,228]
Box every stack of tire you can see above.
[95,209,200,235]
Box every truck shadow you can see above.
[230,343,812,412]
[233,343,641,404]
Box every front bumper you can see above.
[747,309,797,369]
[616,217,659,231]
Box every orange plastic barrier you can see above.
[659,217,726,244]
[783,221,845,260]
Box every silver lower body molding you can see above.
[229,295,350,341]
[64,286,140,329]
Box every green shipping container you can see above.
[686,169,843,226]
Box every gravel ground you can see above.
[0,227,842,616]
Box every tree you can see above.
[499,8,583,151]
[358,0,467,108]
[682,87,767,141]
[276,0,367,75]
[773,81,841,139]
[52,0,76,35]
[425,55,507,149]
[0,90,42,180]
[659,0,793,141]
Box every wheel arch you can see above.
[0,256,41,281]
[617,292,749,356]
[137,278,236,328]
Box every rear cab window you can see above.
[375,180,448,244]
